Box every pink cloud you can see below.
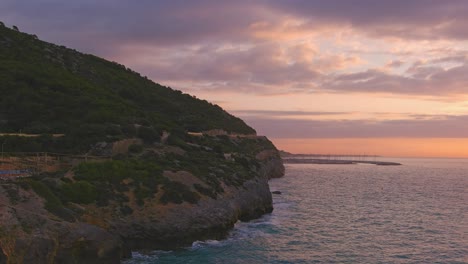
[2,0,468,98]
[244,115,468,138]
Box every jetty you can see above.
[280,152,401,166]
[282,158,401,166]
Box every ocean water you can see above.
[125,158,468,263]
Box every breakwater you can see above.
[282,158,401,166]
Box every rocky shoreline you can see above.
[0,153,284,263]
[0,24,286,263]
[116,155,284,253]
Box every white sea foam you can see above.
[191,239,223,249]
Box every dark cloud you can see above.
[3,0,467,55]
[245,115,468,138]
[3,1,468,142]
[2,0,468,97]
[0,0,263,55]
[267,0,468,40]
[325,62,468,96]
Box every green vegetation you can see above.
[0,23,280,210]
[74,159,163,183]
[61,181,97,204]
[28,180,63,211]
[22,133,276,210]
[27,179,76,221]
[72,158,213,205]
[0,23,255,154]
[160,181,200,205]
[74,160,165,205]
[128,144,144,154]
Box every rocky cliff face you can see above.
[113,154,283,251]
[0,24,286,263]
[0,182,128,263]
[0,147,284,263]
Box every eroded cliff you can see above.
[0,139,284,263]
[0,23,284,263]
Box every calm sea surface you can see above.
[126,158,468,263]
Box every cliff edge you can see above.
[0,23,284,263]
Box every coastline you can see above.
[118,154,285,254]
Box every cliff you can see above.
[0,142,284,263]
[0,24,284,262]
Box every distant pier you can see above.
[282,158,401,166]
[280,152,401,166]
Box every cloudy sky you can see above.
[2,0,468,157]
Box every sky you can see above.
[2,0,468,157]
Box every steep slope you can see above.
[0,23,254,153]
[0,23,284,263]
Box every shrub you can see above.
[160,181,200,205]
[28,180,64,212]
[167,134,186,148]
[120,205,133,215]
[61,181,97,204]
[122,124,137,137]
[128,144,143,154]
[137,126,160,143]
[105,124,122,136]
[160,190,183,204]
[134,186,152,206]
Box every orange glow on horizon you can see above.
[272,138,468,158]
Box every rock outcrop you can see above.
[113,155,283,250]
[0,183,128,264]
[0,23,286,263]
[0,149,284,262]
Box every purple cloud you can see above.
[325,61,468,96]
[0,0,263,55]
[267,0,468,40]
[2,0,468,98]
[244,115,468,138]
[4,0,468,55]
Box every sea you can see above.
[125,157,468,263]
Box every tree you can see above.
[12,25,19,31]
[137,126,160,143]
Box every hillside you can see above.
[0,23,284,263]
[0,23,254,153]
